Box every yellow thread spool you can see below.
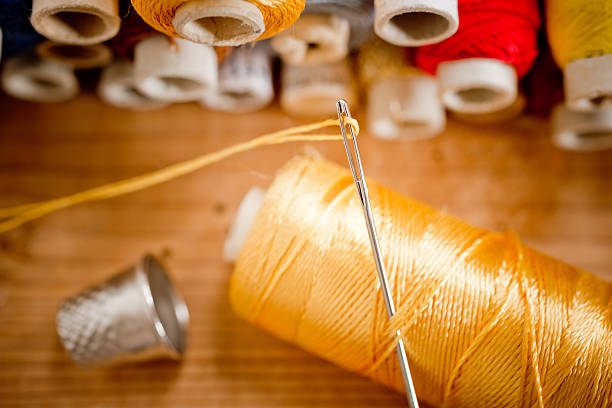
[230,156,612,408]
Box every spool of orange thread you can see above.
[131,0,305,47]
[227,156,612,408]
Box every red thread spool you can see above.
[414,0,540,115]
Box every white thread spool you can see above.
[173,0,265,46]
[98,60,169,111]
[31,0,120,45]
[134,35,218,103]
[1,53,79,102]
[436,58,518,115]
[564,54,612,112]
[223,187,266,263]
[271,14,351,66]
[280,59,358,118]
[552,105,612,151]
[367,75,445,140]
[36,41,112,70]
[201,44,273,113]
[374,0,458,46]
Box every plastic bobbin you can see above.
[564,54,612,112]
[451,94,526,124]
[368,75,445,140]
[134,35,218,103]
[552,105,612,152]
[31,0,120,45]
[437,58,518,115]
[98,60,169,111]
[201,45,273,113]
[223,187,266,263]
[173,0,265,46]
[1,53,79,102]
[271,14,350,66]
[374,0,458,46]
[36,41,112,70]
[280,59,358,118]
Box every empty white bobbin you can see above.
[31,0,120,45]
[98,60,169,111]
[201,45,273,113]
[134,35,218,103]
[1,53,79,103]
[368,75,445,140]
[280,59,358,118]
[36,41,112,70]
[374,0,458,46]
[223,187,266,263]
[437,58,518,115]
[552,105,612,152]
[271,13,350,66]
[173,0,265,46]
[564,54,612,112]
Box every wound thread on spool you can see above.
[36,40,112,69]
[134,34,218,102]
[374,0,459,46]
[414,0,540,115]
[358,39,445,140]
[201,43,274,113]
[280,58,357,118]
[229,156,612,408]
[547,0,612,111]
[1,53,79,102]
[131,0,305,47]
[31,0,121,45]
[552,105,612,151]
[0,0,44,60]
[98,60,169,110]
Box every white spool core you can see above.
[271,14,350,66]
[98,61,169,111]
[31,0,120,45]
[223,187,266,263]
[437,58,518,115]
[173,0,265,46]
[134,35,218,103]
[1,54,79,103]
[281,59,357,118]
[368,75,445,140]
[564,54,612,112]
[36,41,112,70]
[374,0,458,46]
[552,105,612,152]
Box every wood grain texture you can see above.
[0,94,610,408]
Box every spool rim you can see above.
[564,55,612,112]
[173,0,265,46]
[552,105,612,152]
[36,41,112,70]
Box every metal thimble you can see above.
[56,255,189,366]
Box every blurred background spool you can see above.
[280,58,357,118]
[133,34,218,103]
[31,0,120,45]
[358,39,445,140]
[1,53,79,102]
[451,93,527,124]
[0,0,44,60]
[131,0,305,47]
[271,0,373,66]
[552,105,612,151]
[36,40,112,69]
[414,0,540,115]
[98,60,169,110]
[201,44,274,113]
[547,0,612,111]
[111,11,156,61]
[374,0,459,46]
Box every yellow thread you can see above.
[0,118,357,234]
[131,0,305,41]
[230,156,612,408]
[547,0,612,68]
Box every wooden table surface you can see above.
[0,94,610,408]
